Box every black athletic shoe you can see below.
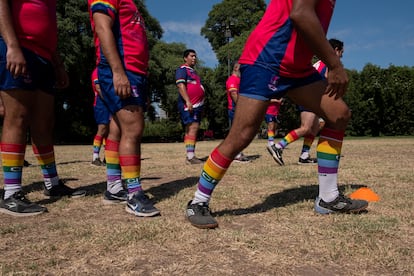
[0,191,47,217]
[125,191,160,217]
[185,157,204,165]
[234,154,251,163]
[314,194,368,214]
[23,160,32,167]
[44,181,86,199]
[103,189,128,204]
[91,158,105,166]
[266,145,284,166]
[185,200,218,229]
[298,157,317,165]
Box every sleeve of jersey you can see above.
[175,67,186,86]
[89,0,117,21]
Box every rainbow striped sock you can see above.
[184,134,196,159]
[267,129,275,146]
[1,143,25,199]
[32,144,59,190]
[119,155,142,195]
[317,128,344,202]
[300,134,315,158]
[277,130,299,149]
[105,139,123,193]
[192,148,232,204]
[93,135,103,160]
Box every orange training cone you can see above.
[349,187,380,202]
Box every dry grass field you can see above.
[0,137,413,275]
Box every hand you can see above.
[186,100,193,113]
[325,65,349,99]
[6,46,26,78]
[113,72,131,99]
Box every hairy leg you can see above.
[218,95,269,158]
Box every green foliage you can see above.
[143,120,183,142]
[201,0,266,52]
[345,64,414,136]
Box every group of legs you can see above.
[185,66,369,229]
[267,107,325,166]
[0,84,86,216]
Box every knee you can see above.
[327,107,351,130]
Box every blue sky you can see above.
[146,1,414,71]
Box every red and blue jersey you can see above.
[175,65,205,109]
[10,0,57,61]
[88,0,149,75]
[266,101,281,116]
[313,60,327,78]
[91,67,99,106]
[239,0,335,78]
[225,75,240,111]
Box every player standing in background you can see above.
[88,0,159,216]
[225,62,250,163]
[175,49,205,165]
[265,99,283,148]
[90,68,109,166]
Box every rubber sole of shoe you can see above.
[102,198,127,205]
[266,146,284,166]
[297,161,317,165]
[0,207,47,217]
[125,205,160,217]
[188,221,219,229]
[314,199,369,215]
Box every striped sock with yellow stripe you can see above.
[32,144,59,190]
[192,148,232,204]
[1,143,25,199]
[120,155,142,195]
[317,128,344,202]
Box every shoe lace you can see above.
[135,192,151,204]
[338,193,352,204]
[13,191,31,204]
[197,203,211,215]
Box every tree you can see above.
[201,0,266,52]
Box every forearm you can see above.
[0,0,19,48]
[177,84,191,103]
[230,92,238,104]
[290,0,342,70]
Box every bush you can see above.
[143,119,183,143]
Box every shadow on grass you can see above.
[146,176,199,204]
[0,175,197,205]
[214,183,367,217]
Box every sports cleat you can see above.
[185,157,204,165]
[234,153,251,163]
[125,191,160,217]
[266,145,284,166]
[185,200,218,229]
[102,189,128,204]
[314,194,368,214]
[0,191,47,217]
[298,157,318,165]
[91,158,105,166]
[44,180,87,199]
